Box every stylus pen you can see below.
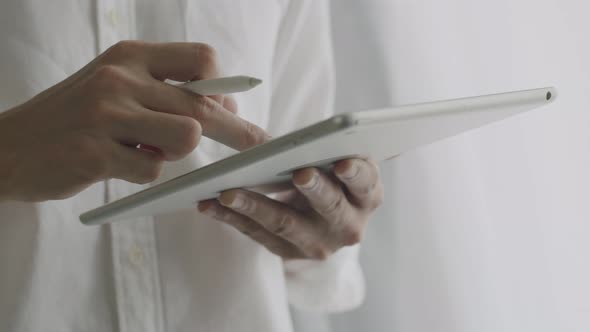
[178,75,262,95]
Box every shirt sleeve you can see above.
[268,0,366,313]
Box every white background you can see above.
[293,0,590,331]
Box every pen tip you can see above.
[249,77,263,87]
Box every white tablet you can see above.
[80,87,556,225]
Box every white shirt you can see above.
[0,1,364,331]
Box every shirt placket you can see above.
[109,212,164,332]
[96,1,163,332]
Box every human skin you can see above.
[0,40,267,202]
[199,157,384,260]
[0,40,384,260]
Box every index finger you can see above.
[190,95,270,151]
[106,41,219,82]
[134,76,269,151]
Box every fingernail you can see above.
[231,195,245,209]
[222,193,245,210]
[198,204,216,217]
[339,163,359,180]
[297,172,319,190]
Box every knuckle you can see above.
[95,64,123,79]
[309,245,331,261]
[191,95,213,119]
[176,118,202,156]
[320,193,346,218]
[241,121,266,148]
[91,64,128,91]
[107,40,143,59]
[194,42,218,64]
[136,161,162,184]
[341,224,363,246]
[271,214,295,236]
[186,43,219,79]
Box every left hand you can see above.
[198,158,384,260]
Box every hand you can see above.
[198,158,384,260]
[0,41,268,202]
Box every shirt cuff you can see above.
[283,244,365,313]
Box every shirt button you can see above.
[106,8,120,28]
[128,245,144,267]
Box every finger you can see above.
[292,168,358,223]
[198,200,304,259]
[209,95,224,110]
[147,42,219,81]
[107,41,220,82]
[135,80,268,151]
[108,142,164,184]
[140,41,224,104]
[217,189,333,259]
[333,158,383,209]
[110,105,202,161]
[222,95,238,114]
[184,95,268,151]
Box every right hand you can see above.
[0,41,268,202]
